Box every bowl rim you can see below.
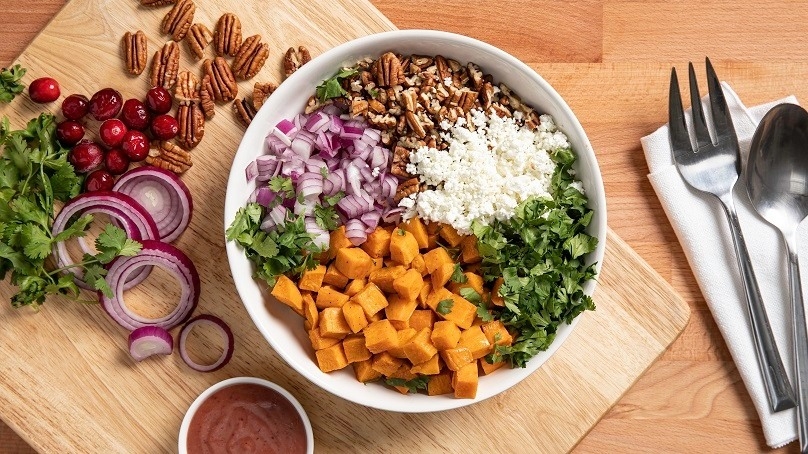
[224,29,607,413]
[177,376,314,454]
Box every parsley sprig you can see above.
[385,375,430,393]
[473,147,598,368]
[0,65,26,103]
[315,68,358,102]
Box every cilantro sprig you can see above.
[0,65,26,103]
[472,148,598,368]
[385,375,430,393]
[315,68,358,102]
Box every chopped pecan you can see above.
[140,0,175,6]
[479,82,495,110]
[233,98,257,127]
[434,55,451,81]
[405,111,426,138]
[350,99,368,117]
[147,141,192,174]
[283,46,312,77]
[467,63,483,90]
[489,103,511,118]
[122,30,147,75]
[175,71,200,105]
[160,0,194,41]
[368,99,386,114]
[231,35,269,80]
[368,113,396,130]
[394,177,420,203]
[199,75,215,119]
[252,82,277,110]
[411,55,432,70]
[400,88,418,112]
[372,52,404,87]
[177,103,205,149]
[391,146,413,179]
[213,13,242,57]
[185,23,212,60]
[456,89,478,113]
[149,41,180,89]
[203,57,238,102]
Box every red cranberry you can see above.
[150,114,179,141]
[99,119,128,148]
[104,148,130,175]
[28,77,61,103]
[61,94,89,120]
[120,98,151,131]
[145,86,173,114]
[88,88,123,121]
[84,169,115,192]
[68,141,104,173]
[121,130,150,162]
[56,120,85,146]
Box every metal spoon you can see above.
[747,103,808,452]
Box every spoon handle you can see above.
[719,194,796,412]
[786,244,808,453]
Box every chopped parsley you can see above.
[450,263,467,283]
[460,287,493,322]
[385,375,430,393]
[314,203,339,231]
[436,298,453,315]
[0,65,26,103]
[268,176,294,200]
[315,68,358,102]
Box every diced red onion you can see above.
[361,211,381,233]
[304,216,330,250]
[321,104,342,116]
[294,197,316,216]
[128,326,173,361]
[323,168,345,196]
[361,128,381,146]
[296,172,323,199]
[346,164,361,195]
[253,187,275,207]
[291,130,316,159]
[245,160,258,182]
[382,206,405,224]
[276,118,297,135]
[261,204,288,231]
[179,314,234,372]
[305,111,331,133]
[344,218,367,246]
[369,146,388,170]
[342,125,363,140]
[100,240,199,331]
[328,114,344,133]
[381,174,398,201]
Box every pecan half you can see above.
[122,31,147,75]
[233,98,257,127]
[283,46,312,78]
[199,75,215,119]
[252,82,277,110]
[213,13,242,57]
[160,0,195,41]
[149,41,180,89]
[185,23,212,60]
[372,52,404,87]
[231,35,269,80]
[202,57,238,102]
[394,177,420,203]
[147,141,192,174]
[140,0,175,6]
[175,71,200,106]
[177,103,205,149]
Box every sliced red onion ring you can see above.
[128,326,174,361]
[179,314,234,372]
[100,240,199,331]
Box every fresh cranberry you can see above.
[99,119,128,148]
[56,120,85,146]
[68,141,104,173]
[61,94,89,120]
[121,130,150,162]
[84,169,115,192]
[88,88,123,121]
[120,98,151,131]
[150,114,179,141]
[104,148,130,175]
[145,86,173,114]
[28,77,61,103]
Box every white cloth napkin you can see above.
[641,83,802,448]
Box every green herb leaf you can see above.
[314,204,339,231]
[460,287,494,322]
[323,191,344,207]
[269,176,295,199]
[450,263,467,283]
[0,65,27,103]
[385,375,430,393]
[436,298,454,315]
[315,68,358,102]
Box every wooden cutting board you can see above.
[0,0,690,452]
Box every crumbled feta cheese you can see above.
[402,109,572,234]
[371,166,380,178]
[443,77,452,86]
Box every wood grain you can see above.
[1,0,800,453]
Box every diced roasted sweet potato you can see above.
[426,287,453,312]
[371,351,404,376]
[389,228,419,266]
[439,224,464,247]
[309,328,340,350]
[315,343,349,372]
[323,264,349,289]
[368,265,407,293]
[479,357,506,375]
[352,282,389,317]
[360,227,392,258]
[388,328,417,359]
[298,264,326,292]
[411,254,428,276]
[491,277,505,306]
[315,285,350,309]
[302,293,319,329]
[452,361,478,398]
[410,353,441,375]
[430,262,455,290]
[427,371,454,395]
[363,319,398,353]
[270,275,304,315]
[431,320,461,350]
[385,295,419,324]
[342,301,369,333]
[319,307,351,339]
[393,268,425,302]
[403,328,438,365]
[448,272,485,297]
[426,289,476,329]
[408,309,435,332]
[425,221,442,235]
[400,217,429,249]
[459,235,481,264]
[342,334,372,363]
[344,278,366,297]
[329,225,354,251]
[353,359,383,382]
[335,247,374,280]
[417,280,432,309]
[423,247,454,274]
[481,320,514,346]
[440,347,474,371]
[458,325,493,359]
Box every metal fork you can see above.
[669,57,796,412]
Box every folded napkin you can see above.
[641,83,802,448]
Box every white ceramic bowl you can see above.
[178,376,314,454]
[224,30,607,413]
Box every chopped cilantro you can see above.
[319,166,329,178]
[385,375,430,393]
[315,68,358,102]
[0,65,26,103]
[450,263,467,283]
[314,203,339,231]
[269,176,295,200]
[323,191,344,207]
[396,228,406,236]
[460,287,493,322]
[436,298,453,315]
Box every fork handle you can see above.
[785,241,808,452]
[719,193,796,412]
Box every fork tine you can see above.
[688,62,713,149]
[668,67,692,156]
[705,57,738,144]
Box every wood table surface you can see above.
[1,1,803,453]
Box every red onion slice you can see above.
[100,240,199,331]
[179,314,234,372]
[128,326,174,361]
[113,166,193,244]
